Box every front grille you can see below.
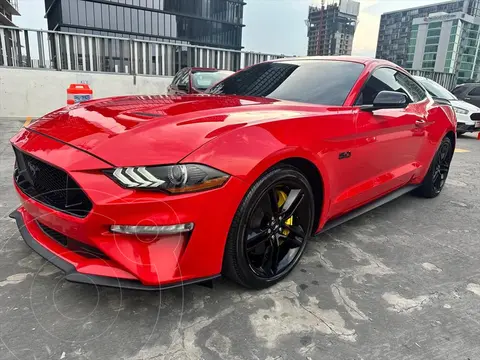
[471,113,480,121]
[13,147,92,217]
[36,221,108,259]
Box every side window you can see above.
[356,67,414,105]
[452,85,465,96]
[467,86,480,96]
[395,72,427,102]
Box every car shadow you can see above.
[457,132,479,140]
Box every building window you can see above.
[464,47,476,55]
[422,61,435,68]
[423,53,437,61]
[426,37,439,45]
[467,39,477,47]
[428,22,442,29]
[468,30,478,39]
[427,29,441,37]
[462,54,475,63]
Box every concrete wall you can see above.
[0,68,173,119]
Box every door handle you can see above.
[415,119,427,127]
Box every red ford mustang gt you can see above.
[10,57,456,290]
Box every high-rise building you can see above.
[307,0,360,56]
[409,11,480,84]
[376,0,480,75]
[0,0,20,26]
[44,0,245,50]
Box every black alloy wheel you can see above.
[432,140,451,195]
[416,136,453,198]
[245,186,308,278]
[223,165,315,289]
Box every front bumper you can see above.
[457,122,480,132]
[10,129,249,289]
[10,209,219,290]
[456,113,480,132]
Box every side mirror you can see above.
[361,91,408,111]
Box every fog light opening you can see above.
[110,223,194,235]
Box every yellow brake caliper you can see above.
[276,190,293,236]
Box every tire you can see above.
[457,131,466,136]
[222,165,315,289]
[415,137,453,198]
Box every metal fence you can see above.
[0,25,287,76]
[408,69,457,91]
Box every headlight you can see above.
[454,106,469,115]
[104,164,229,193]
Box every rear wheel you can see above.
[222,165,315,289]
[416,137,453,198]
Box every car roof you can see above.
[271,56,398,67]
[455,82,478,88]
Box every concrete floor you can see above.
[0,120,480,360]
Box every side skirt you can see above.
[316,185,419,235]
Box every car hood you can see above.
[26,95,316,167]
[449,99,480,112]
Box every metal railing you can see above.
[0,25,287,76]
[408,69,457,90]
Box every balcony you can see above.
[0,0,20,26]
[1,0,19,14]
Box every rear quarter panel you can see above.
[414,101,456,183]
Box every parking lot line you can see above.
[455,148,470,153]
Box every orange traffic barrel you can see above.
[67,84,93,105]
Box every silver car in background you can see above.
[414,76,480,136]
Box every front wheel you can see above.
[415,137,453,198]
[222,165,315,289]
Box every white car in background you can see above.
[414,76,480,135]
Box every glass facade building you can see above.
[377,0,480,84]
[44,0,245,50]
[376,0,467,68]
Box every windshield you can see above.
[192,71,234,90]
[205,60,365,106]
[415,77,457,100]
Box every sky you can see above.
[14,0,445,57]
